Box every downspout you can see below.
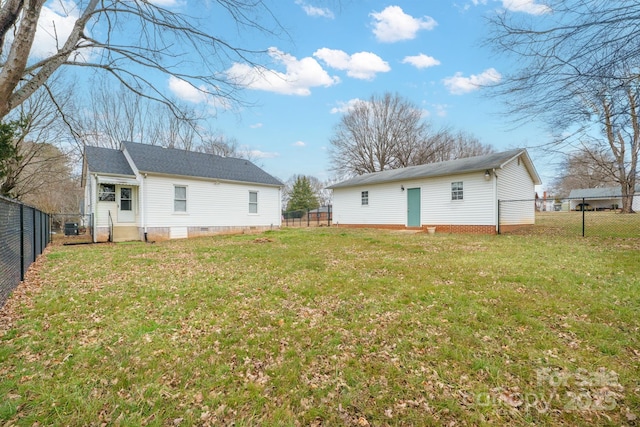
[93,174,98,243]
[142,173,148,242]
[493,169,499,234]
[279,186,283,227]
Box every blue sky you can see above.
[202,0,554,185]
[34,0,556,187]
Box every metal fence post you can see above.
[582,197,585,237]
[19,204,24,281]
[32,208,37,262]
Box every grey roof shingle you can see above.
[328,149,537,189]
[84,142,283,186]
[85,145,135,176]
[122,142,283,186]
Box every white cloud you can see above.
[167,76,230,109]
[502,0,551,15]
[250,123,263,129]
[443,68,502,94]
[295,0,334,18]
[462,0,550,15]
[292,141,306,147]
[30,1,85,59]
[434,104,448,117]
[422,103,448,117]
[330,98,365,114]
[168,76,208,104]
[24,0,181,62]
[314,48,390,80]
[402,54,441,69]
[370,5,437,43]
[148,0,183,6]
[226,47,339,96]
[241,149,279,159]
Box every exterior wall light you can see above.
[401,185,405,191]
[484,170,491,181]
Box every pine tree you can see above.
[286,176,320,212]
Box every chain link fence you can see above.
[499,196,640,237]
[282,205,332,227]
[0,196,51,308]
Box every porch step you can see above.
[112,226,139,242]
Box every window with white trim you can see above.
[451,181,463,200]
[361,191,369,205]
[174,185,187,212]
[99,184,116,201]
[249,191,258,213]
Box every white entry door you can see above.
[118,187,135,223]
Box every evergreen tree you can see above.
[286,175,320,212]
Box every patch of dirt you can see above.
[253,237,274,243]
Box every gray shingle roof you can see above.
[328,149,538,189]
[85,145,135,176]
[568,185,640,199]
[122,142,283,186]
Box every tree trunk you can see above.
[620,179,636,213]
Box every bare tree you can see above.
[15,144,81,215]
[74,80,202,150]
[0,86,72,200]
[551,145,618,197]
[329,93,493,175]
[198,132,263,165]
[308,176,332,207]
[329,93,436,175]
[0,0,282,121]
[429,128,494,163]
[488,0,640,212]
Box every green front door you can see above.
[407,188,421,227]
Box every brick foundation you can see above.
[335,223,498,235]
[145,225,279,242]
[422,224,497,235]
[497,224,530,234]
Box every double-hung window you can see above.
[174,186,187,212]
[451,181,463,201]
[249,191,258,213]
[361,191,369,206]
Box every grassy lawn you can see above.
[1,228,639,426]
[507,211,640,238]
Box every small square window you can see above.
[361,191,369,206]
[99,184,116,201]
[249,191,258,213]
[451,181,463,200]
[174,186,187,212]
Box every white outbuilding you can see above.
[328,149,541,234]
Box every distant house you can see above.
[306,206,332,222]
[568,185,640,211]
[328,149,541,234]
[82,142,283,242]
[535,192,557,212]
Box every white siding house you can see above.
[568,186,640,211]
[329,149,541,234]
[82,142,283,242]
